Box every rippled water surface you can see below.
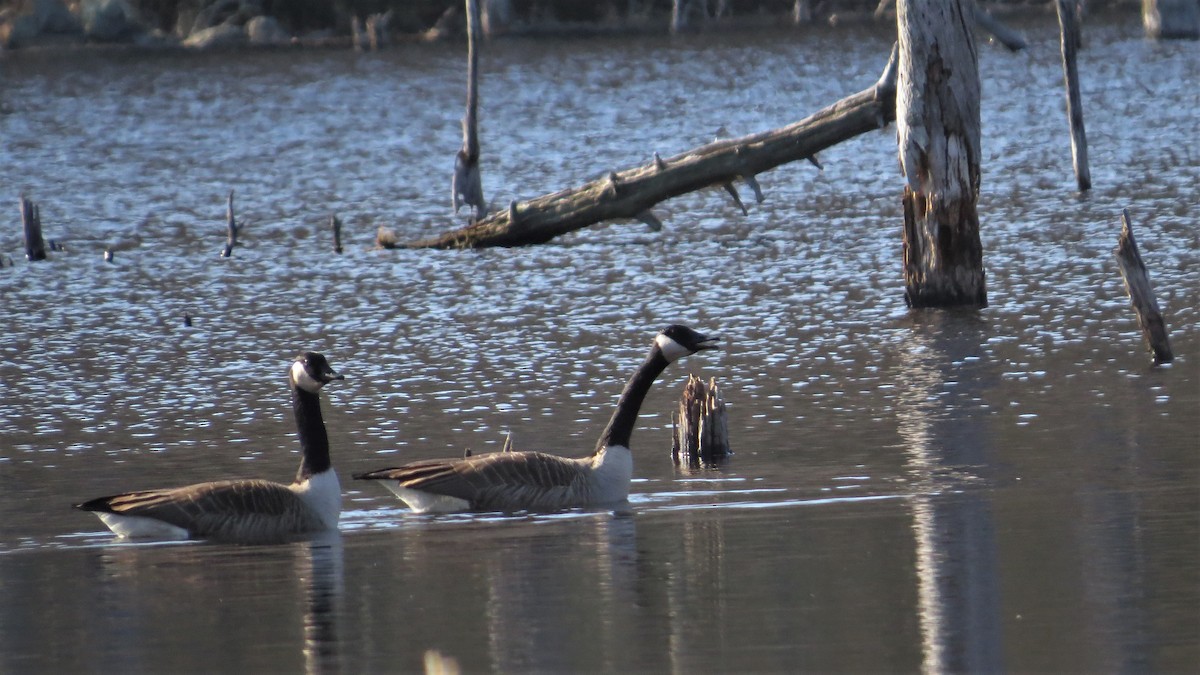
[1,12,1197,673]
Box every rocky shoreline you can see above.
[1,0,1147,53]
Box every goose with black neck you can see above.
[354,325,718,513]
[74,352,345,543]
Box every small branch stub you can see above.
[1114,209,1173,364]
[671,374,731,466]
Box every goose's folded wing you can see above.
[75,479,298,533]
[355,451,584,504]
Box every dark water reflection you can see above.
[2,11,1198,673]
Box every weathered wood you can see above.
[671,375,731,465]
[1056,0,1091,192]
[1114,209,1173,364]
[330,214,344,254]
[406,45,899,249]
[452,0,486,222]
[898,0,987,308]
[220,190,238,257]
[1143,0,1200,39]
[20,195,47,261]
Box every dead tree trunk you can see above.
[1114,209,1173,364]
[897,0,986,308]
[406,45,899,249]
[1056,0,1091,192]
[1143,0,1200,39]
[452,0,486,222]
[20,195,47,261]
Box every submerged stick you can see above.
[220,190,238,257]
[1114,209,1173,364]
[20,195,47,261]
[1055,0,1091,192]
[671,375,731,465]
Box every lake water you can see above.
[1,11,1197,673]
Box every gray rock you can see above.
[246,15,288,45]
[0,13,41,49]
[183,22,246,49]
[81,0,142,43]
[33,0,81,34]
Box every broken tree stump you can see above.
[20,195,47,261]
[406,44,899,249]
[452,0,486,222]
[671,374,731,465]
[1114,209,1173,365]
[220,190,238,257]
[1056,0,1091,192]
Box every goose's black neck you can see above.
[592,346,670,455]
[293,381,331,481]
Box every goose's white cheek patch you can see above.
[655,334,691,362]
[291,360,324,393]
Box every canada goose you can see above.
[74,352,344,543]
[354,324,718,513]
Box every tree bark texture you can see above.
[406,46,899,249]
[1056,0,1092,192]
[897,0,987,308]
[1114,209,1174,364]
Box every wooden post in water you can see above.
[671,375,731,465]
[452,0,486,222]
[220,190,238,257]
[20,195,47,261]
[897,0,987,308]
[330,215,343,254]
[1055,0,1091,192]
[1114,209,1173,365]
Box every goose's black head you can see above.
[654,325,719,363]
[290,352,344,394]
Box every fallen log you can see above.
[1114,209,1173,365]
[972,2,1027,52]
[405,44,899,249]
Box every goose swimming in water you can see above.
[354,325,718,513]
[74,352,344,543]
